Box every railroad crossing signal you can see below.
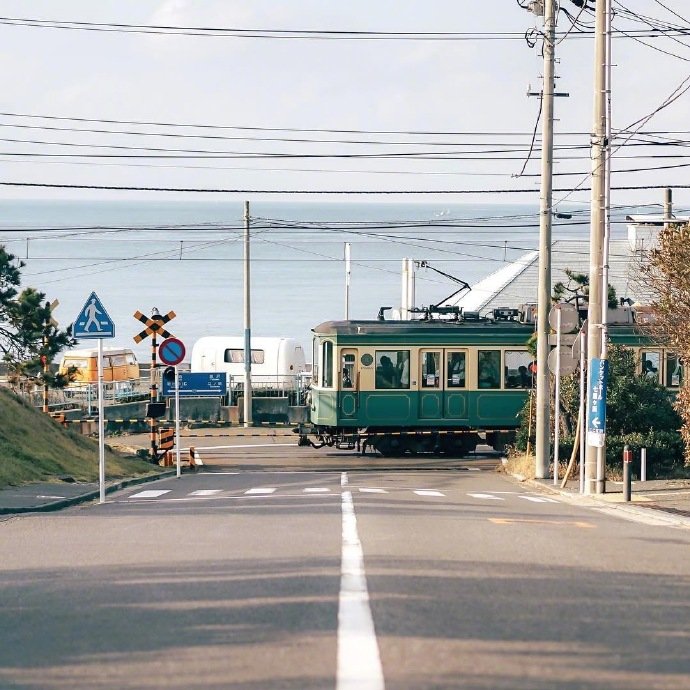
[133,310,176,343]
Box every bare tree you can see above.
[639,222,690,463]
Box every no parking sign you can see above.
[158,337,186,366]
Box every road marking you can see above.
[358,488,388,494]
[467,467,482,471]
[189,490,223,496]
[244,487,277,495]
[128,490,171,499]
[303,488,331,493]
[337,472,385,690]
[468,492,505,500]
[519,495,560,503]
[192,443,296,450]
[414,489,445,497]
[489,518,595,528]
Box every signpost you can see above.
[133,309,176,462]
[158,338,186,477]
[587,357,609,448]
[73,292,115,504]
[162,372,227,398]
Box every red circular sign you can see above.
[158,337,186,366]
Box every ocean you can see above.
[0,199,629,362]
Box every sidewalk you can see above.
[526,475,690,528]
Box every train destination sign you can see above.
[162,372,227,398]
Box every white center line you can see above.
[337,472,385,690]
[244,487,277,495]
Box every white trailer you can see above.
[190,336,306,389]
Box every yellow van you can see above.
[59,347,140,385]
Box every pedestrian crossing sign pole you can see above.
[73,292,115,505]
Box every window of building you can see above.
[375,350,410,389]
[666,352,683,388]
[641,350,660,382]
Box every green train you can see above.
[295,308,682,456]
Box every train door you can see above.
[339,349,359,420]
[419,349,442,419]
[444,350,469,421]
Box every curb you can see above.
[0,470,177,515]
[512,474,690,529]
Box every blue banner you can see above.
[587,358,609,447]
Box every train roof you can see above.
[312,318,535,345]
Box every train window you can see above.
[321,341,334,388]
[505,351,533,388]
[421,351,441,388]
[477,350,501,389]
[375,350,410,389]
[666,352,683,388]
[641,350,661,382]
[446,351,466,388]
[341,352,356,389]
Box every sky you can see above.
[0,0,689,209]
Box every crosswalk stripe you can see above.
[358,488,388,494]
[303,488,331,493]
[244,487,277,495]
[189,490,223,496]
[468,492,505,500]
[519,495,560,503]
[414,489,445,497]
[128,490,171,499]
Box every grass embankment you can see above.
[0,386,161,489]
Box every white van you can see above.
[190,337,306,388]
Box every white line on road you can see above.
[303,488,331,493]
[358,488,388,494]
[468,493,505,500]
[189,490,223,496]
[244,487,277,495]
[519,496,560,503]
[413,489,445,497]
[128,490,171,499]
[337,472,385,690]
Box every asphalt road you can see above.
[1,443,689,690]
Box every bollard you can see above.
[641,447,647,482]
[623,444,632,502]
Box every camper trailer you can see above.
[190,337,306,389]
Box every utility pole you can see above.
[243,201,253,427]
[534,0,557,480]
[344,242,351,319]
[585,0,608,494]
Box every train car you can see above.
[296,309,683,457]
[297,314,536,456]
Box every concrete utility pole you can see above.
[535,0,557,480]
[584,0,609,494]
[243,200,253,427]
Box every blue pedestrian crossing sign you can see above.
[73,292,115,339]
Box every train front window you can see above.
[321,341,334,388]
[421,351,440,388]
[477,350,501,389]
[505,351,533,388]
[447,351,466,388]
[666,352,683,387]
[375,350,410,390]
